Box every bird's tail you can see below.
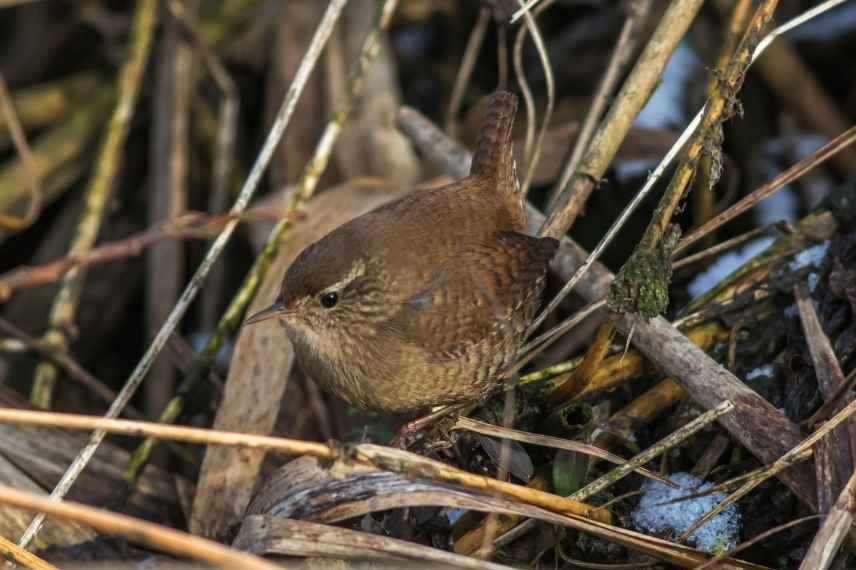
[469,91,518,189]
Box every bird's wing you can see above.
[384,232,558,361]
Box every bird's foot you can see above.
[390,402,475,449]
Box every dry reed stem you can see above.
[795,283,855,512]
[692,0,752,244]
[165,0,239,331]
[455,417,673,487]
[683,210,838,314]
[677,124,856,254]
[539,0,704,239]
[509,298,606,377]
[721,0,856,173]
[0,72,42,231]
[20,0,347,549]
[547,318,615,406]
[0,409,611,524]
[571,401,734,501]
[607,0,780,318]
[800,469,856,570]
[0,533,57,570]
[0,485,281,570]
[805,369,856,428]
[147,0,195,420]
[0,317,142,420]
[547,0,652,209]
[29,0,158,413]
[673,226,774,270]
[445,6,490,136]
[696,515,823,570]
[513,0,554,196]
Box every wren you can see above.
[245,91,558,415]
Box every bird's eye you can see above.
[319,291,338,309]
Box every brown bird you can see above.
[245,91,558,415]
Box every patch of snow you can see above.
[789,242,830,271]
[632,472,740,554]
[754,187,798,226]
[634,41,701,130]
[443,508,466,525]
[746,365,776,381]
[808,273,821,292]
[789,242,830,293]
[190,332,234,369]
[687,237,775,298]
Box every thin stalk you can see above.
[547,0,652,210]
[29,0,158,410]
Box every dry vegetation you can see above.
[0,0,855,568]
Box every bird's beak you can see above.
[244,301,286,326]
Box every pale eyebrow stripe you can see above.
[319,259,366,294]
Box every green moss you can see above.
[608,225,680,318]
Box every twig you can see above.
[455,417,674,487]
[795,283,855,512]
[0,409,611,523]
[696,515,823,570]
[166,0,239,332]
[0,485,281,570]
[0,210,285,297]
[29,0,159,410]
[0,317,143,420]
[0,72,42,231]
[0,533,57,570]
[0,90,113,242]
[123,0,395,486]
[672,225,776,270]
[800,470,856,570]
[692,0,752,245]
[677,125,856,254]
[510,0,540,24]
[146,0,196,418]
[506,298,606,379]
[445,6,490,136]
[17,0,347,550]
[514,0,554,196]
[547,0,652,209]
[608,0,780,318]
[570,401,734,501]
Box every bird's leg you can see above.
[390,402,476,449]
